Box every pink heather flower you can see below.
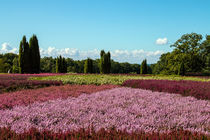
[0,87,209,135]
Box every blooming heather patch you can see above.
[122,80,210,100]
[0,84,119,110]
[0,88,209,135]
[0,74,64,93]
[0,127,208,140]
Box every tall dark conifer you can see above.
[18,38,24,73]
[84,58,93,73]
[100,50,105,74]
[56,55,67,73]
[29,35,40,73]
[100,50,111,74]
[19,36,29,73]
[140,59,148,74]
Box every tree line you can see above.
[151,33,210,75]
[0,32,209,75]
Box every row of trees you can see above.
[1,32,209,75]
[40,57,142,74]
[55,50,145,74]
[0,53,149,74]
[19,35,40,73]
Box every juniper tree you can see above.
[29,35,40,73]
[56,55,67,73]
[140,59,148,74]
[19,36,28,73]
[84,58,93,73]
[100,50,111,74]
[100,50,105,74]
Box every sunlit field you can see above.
[0,73,209,139]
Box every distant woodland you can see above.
[0,33,209,75]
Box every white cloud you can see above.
[156,38,168,45]
[1,43,17,53]
[0,43,164,63]
[40,47,164,64]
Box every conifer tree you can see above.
[18,35,40,74]
[29,35,40,73]
[18,39,24,73]
[100,50,105,74]
[19,36,28,73]
[100,50,111,74]
[56,55,67,73]
[23,40,30,73]
[84,58,93,73]
[56,58,59,73]
[140,59,148,74]
[107,51,111,73]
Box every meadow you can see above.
[0,73,209,139]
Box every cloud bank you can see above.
[1,43,17,53]
[156,38,168,45]
[1,43,164,64]
[40,47,164,64]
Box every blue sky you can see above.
[0,0,209,63]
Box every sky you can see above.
[0,0,210,64]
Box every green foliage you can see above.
[100,50,111,74]
[12,57,19,73]
[0,59,5,73]
[18,36,26,73]
[18,35,40,74]
[153,33,205,75]
[0,53,18,73]
[171,33,202,53]
[56,55,67,73]
[40,57,56,73]
[29,35,40,73]
[178,62,185,76]
[84,58,93,73]
[200,35,210,72]
[170,33,203,73]
[31,74,210,85]
[140,59,147,74]
[202,54,210,75]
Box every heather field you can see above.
[123,79,210,100]
[0,74,209,139]
[30,74,210,85]
[0,74,64,93]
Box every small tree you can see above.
[140,59,148,74]
[84,58,93,73]
[178,62,185,76]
